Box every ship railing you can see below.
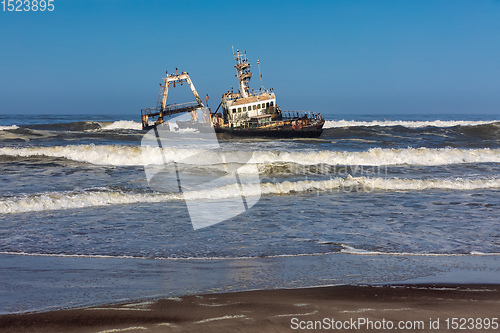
[142,101,202,117]
[281,110,323,120]
[250,88,272,95]
[141,108,160,117]
[237,119,286,129]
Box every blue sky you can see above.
[1,0,499,116]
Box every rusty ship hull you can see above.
[214,125,324,138]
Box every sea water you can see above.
[0,113,499,313]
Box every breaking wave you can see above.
[323,119,500,129]
[1,145,499,167]
[0,145,143,166]
[100,120,142,131]
[258,176,500,194]
[1,176,500,214]
[0,189,177,214]
[0,125,19,131]
[246,147,500,167]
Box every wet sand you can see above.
[1,284,499,333]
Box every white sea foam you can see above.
[101,120,142,130]
[339,308,376,313]
[1,176,500,215]
[1,145,500,167]
[0,125,19,131]
[194,314,247,324]
[0,250,340,260]
[0,145,147,166]
[249,147,500,167]
[259,176,500,194]
[100,120,197,132]
[340,244,500,256]
[96,327,147,333]
[2,249,498,260]
[176,127,200,133]
[323,119,499,129]
[0,190,178,214]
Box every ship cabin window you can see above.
[262,103,265,108]
[270,101,274,106]
[257,104,260,109]
[266,102,269,108]
[243,106,247,111]
[253,105,256,110]
[238,107,241,112]
[232,108,236,113]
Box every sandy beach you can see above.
[1,284,499,333]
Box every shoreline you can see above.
[1,253,499,316]
[1,284,499,333]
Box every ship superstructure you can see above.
[213,49,324,137]
[219,50,280,127]
[141,70,206,130]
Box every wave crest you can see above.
[0,125,19,131]
[323,119,500,129]
[1,176,499,214]
[1,145,500,167]
[100,120,142,131]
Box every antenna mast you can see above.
[233,49,252,98]
[257,59,263,92]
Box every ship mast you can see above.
[233,49,252,98]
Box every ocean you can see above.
[0,113,499,314]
